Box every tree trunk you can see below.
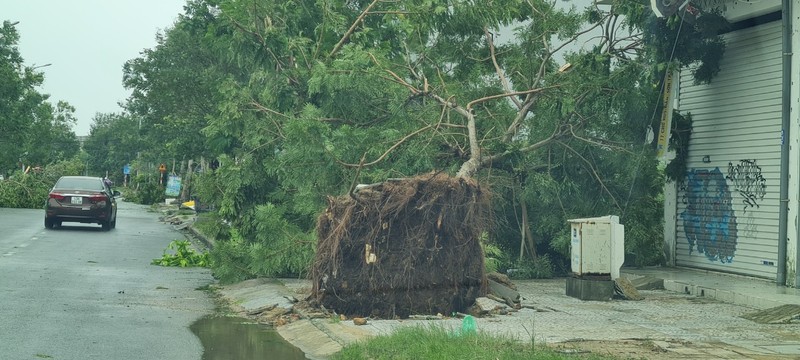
[521,202,537,259]
[455,157,481,178]
[180,159,193,201]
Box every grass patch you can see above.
[331,325,613,360]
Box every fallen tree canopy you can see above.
[311,172,491,318]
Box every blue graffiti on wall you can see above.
[681,168,738,263]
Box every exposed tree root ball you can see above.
[311,172,490,318]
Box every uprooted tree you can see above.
[118,0,729,316]
[305,1,659,317]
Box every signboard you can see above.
[656,70,677,159]
[165,175,181,197]
[123,164,131,175]
[650,0,701,24]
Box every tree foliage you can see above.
[0,21,80,176]
[0,21,84,209]
[82,113,142,178]
[110,0,730,280]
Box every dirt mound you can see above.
[311,172,491,318]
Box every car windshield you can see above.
[54,178,105,191]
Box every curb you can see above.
[662,279,789,310]
[186,224,215,250]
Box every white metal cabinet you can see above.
[568,215,625,279]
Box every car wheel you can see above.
[44,217,55,229]
[101,220,111,231]
[55,220,62,227]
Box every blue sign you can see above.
[165,175,181,197]
[123,164,131,175]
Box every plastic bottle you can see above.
[460,315,477,336]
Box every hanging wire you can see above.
[621,5,688,219]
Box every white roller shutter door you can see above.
[675,20,781,279]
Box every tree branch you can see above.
[348,153,366,204]
[225,15,282,68]
[484,27,521,109]
[329,0,381,59]
[465,86,557,111]
[249,101,287,139]
[337,124,434,168]
[483,134,558,167]
[556,140,622,212]
[567,124,635,154]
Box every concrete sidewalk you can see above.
[623,267,800,310]
[214,267,800,360]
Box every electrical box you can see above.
[568,215,625,279]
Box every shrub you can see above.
[124,174,165,205]
[507,255,554,280]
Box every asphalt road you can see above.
[0,201,215,360]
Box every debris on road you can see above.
[615,276,644,301]
[741,304,800,324]
[471,297,509,316]
[488,278,521,308]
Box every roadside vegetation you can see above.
[332,326,613,360]
[0,158,88,208]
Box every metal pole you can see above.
[779,0,791,287]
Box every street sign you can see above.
[123,164,131,175]
[166,175,181,197]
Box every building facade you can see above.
[664,0,800,288]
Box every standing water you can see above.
[190,315,306,359]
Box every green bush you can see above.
[507,255,554,280]
[124,174,165,205]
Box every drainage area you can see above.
[190,315,306,360]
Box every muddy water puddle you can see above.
[190,315,306,359]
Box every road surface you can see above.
[0,201,215,359]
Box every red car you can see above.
[45,176,119,230]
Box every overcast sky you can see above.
[2,0,186,136]
[3,0,598,138]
